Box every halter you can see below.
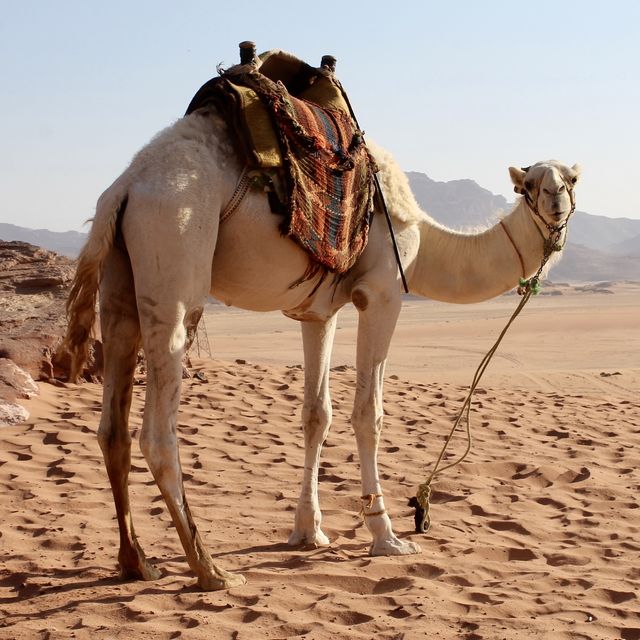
[515,170,576,295]
[523,173,576,235]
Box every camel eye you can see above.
[571,176,577,184]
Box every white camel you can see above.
[65,109,580,590]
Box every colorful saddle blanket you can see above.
[185,50,377,274]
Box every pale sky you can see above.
[1,0,639,231]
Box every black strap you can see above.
[333,77,410,294]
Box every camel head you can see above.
[508,161,581,228]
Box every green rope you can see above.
[415,215,571,533]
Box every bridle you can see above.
[502,167,577,291]
[522,168,576,239]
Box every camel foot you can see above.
[197,569,246,591]
[287,528,330,548]
[369,536,421,557]
[119,560,162,582]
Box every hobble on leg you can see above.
[353,370,421,557]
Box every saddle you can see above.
[185,44,378,275]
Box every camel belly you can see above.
[210,202,332,314]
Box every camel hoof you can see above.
[369,538,421,557]
[197,571,246,591]
[119,562,162,582]
[287,529,330,547]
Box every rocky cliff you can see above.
[0,241,101,424]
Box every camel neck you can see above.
[408,201,551,303]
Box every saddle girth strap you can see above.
[220,167,251,224]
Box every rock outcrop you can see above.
[1,241,78,380]
[0,357,39,426]
[0,240,103,425]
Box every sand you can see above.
[1,284,639,639]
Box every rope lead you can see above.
[414,199,574,533]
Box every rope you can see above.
[499,220,525,280]
[220,167,251,224]
[360,493,385,518]
[415,288,533,532]
[414,194,574,533]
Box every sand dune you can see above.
[1,286,639,639]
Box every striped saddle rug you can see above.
[185,66,378,274]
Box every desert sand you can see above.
[1,283,639,639]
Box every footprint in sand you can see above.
[372,576,415,594]
[507,548,537,561]
[407,563,445,579]
[544,552,589,566]
[468,591,505,605]
[11,451,32,461]
[487,520,531,536]
[43,432,65,445]
[535,496,566,510]
[556,466,591,483]
[601,588,637,604]
[46,458,74,481]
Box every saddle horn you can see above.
[321,55,337,73]
[239,41,257,65]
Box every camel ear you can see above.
[509,166,526,194]
[569,163,582,184]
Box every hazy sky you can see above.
[2,0,639,231]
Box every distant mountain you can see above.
[406,172,510,229]
[603,233,640,257]
[548,243,640,282]
[567,212,640,255]
[0,223,86,258]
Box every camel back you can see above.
[184,48,377,274]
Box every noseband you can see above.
[522,170,576,237]
[515,169,577,295]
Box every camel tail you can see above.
[64,184,128,382]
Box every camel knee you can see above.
[302,401,332,443]
[351,402,383,435]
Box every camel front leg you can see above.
[352,288,421,556]
[288,314,337,547]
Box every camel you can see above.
[65,108,580,591]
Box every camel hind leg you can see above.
[97,241,160,580]
[136,294,244,590]
[125,206,244,590]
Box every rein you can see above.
[413,185,575,533]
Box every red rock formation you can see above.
[0,240,101,383]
